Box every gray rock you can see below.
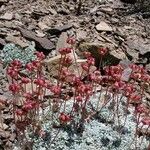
[38,22,49,30]
[0,0,8,5]
[126,37,150,61]
[76,30,87,41]
[146,64,150,72]
[56,32,69,53]
[0,12,13,20]
[31,10,49,19]
[96,21,113,32]
[90,6,98,14]
[78,42,127,67]
[46,24,72,35]
[57,7,70,15]
[0,38,6,48]
[35,30,45,38]
[119,59,131,69]
[18,27,55,51]
[5,35,28,48]
[48,8,57,15]
[121,67,132,81]
[100,7,113,15]
[120,0,136,4]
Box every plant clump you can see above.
[2,38,150,150]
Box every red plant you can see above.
[98,47,108,56]
[5,41,150,150]
[9,83,20,94]
[59,112,71,123]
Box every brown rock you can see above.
[0,0,8,3]
[0,38,6,48]
[18,28,54,51]
[56,32,69,53]
[120,0,136,4]
[9,133,16,142]
[46,24,72,35]
[38,22,49,30]
[0,129,10,139]
[0,12,13,20]
[96,21,113,32]
[78,42,126,67]
[5,35,28,48]
[0,123,9,130]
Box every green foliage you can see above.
[0,42,36,67]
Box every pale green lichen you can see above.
[0,42,36,67]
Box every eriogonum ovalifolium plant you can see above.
[6,38,150,149]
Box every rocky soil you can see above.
[0,0,150,149]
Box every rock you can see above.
[56,32,69,53]
[126,37,150,61]
[110,49,127,61]
[96,21,113,32]
[120,0,137,4]
[9,133,16,142]
[146,64,150,73]
[76,30,87,41]
[0,0,8,2]
[35,30,45,38]
[78,42,126,67]
[5,140,13,148]
[111,18,119,24]
[100,7,113,14]
[48,8,57,15]
[0,0,8,5]
[38,22,49,30]
[0,12,13,20]
[0,129,10,139]
[46,24,72,35]
[57,7,70,15]
[121,67,132,81]
[90,6,98,14]
[44,53,89,78]
[3,114,13,124]
[119,59,131,69]
[18,28,54,51]
[14,13,22,20]
[0,123,9,130]
[31,10,49,19]
[0,38,6,48]
[5,35,28,48]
